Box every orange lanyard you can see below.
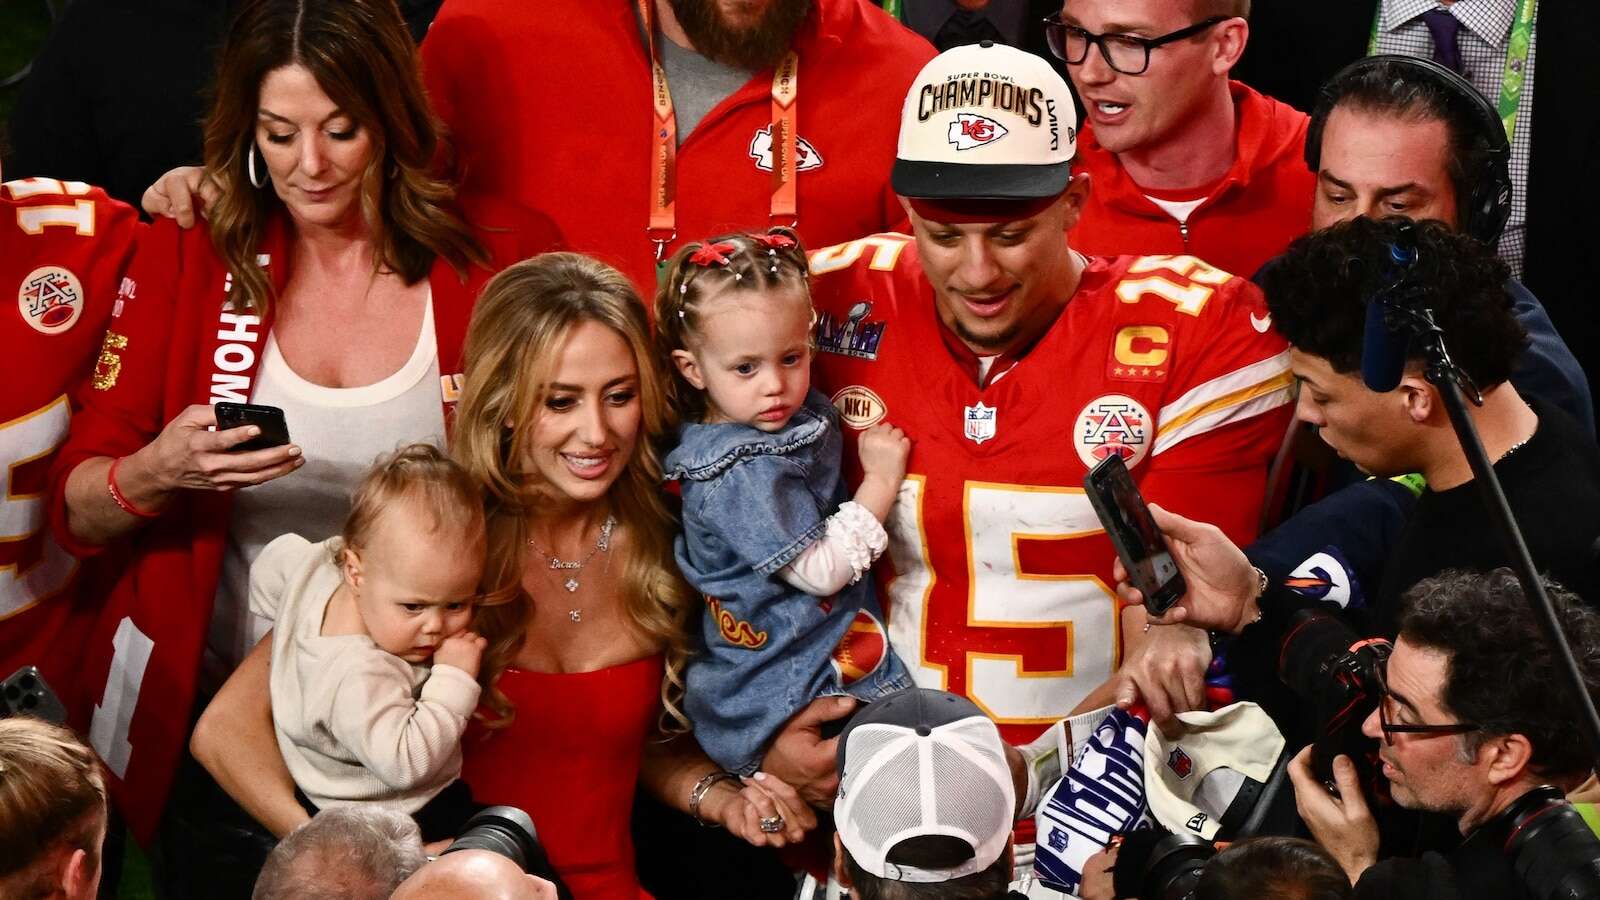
[641,0,799,261]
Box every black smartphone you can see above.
[1,665,68,725]
[1083,455,1187,615]
[214,402,290,452]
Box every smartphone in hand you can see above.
[1083,455,1187,615]
[214,402,290,452]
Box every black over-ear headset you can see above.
[1304,54,1513,245]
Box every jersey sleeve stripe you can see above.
[1152,351,1295,454]
[1151,377,1294,456]
[1156,349,1291,426]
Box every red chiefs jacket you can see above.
[420,0,935,293]
[1069,82,1314,279]
[47,198,550,842]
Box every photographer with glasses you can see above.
[1285,569,1600,899]
[1116,511,1600,898]
[1044,0,1315,279]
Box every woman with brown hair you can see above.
[194,253,817,898]
[45,0,551,878]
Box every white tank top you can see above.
[208,294,446,681]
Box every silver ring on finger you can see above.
[759,815,784,834]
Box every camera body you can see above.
[1276,609,1391,790]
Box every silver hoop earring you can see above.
[247,143,267,189]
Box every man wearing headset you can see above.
[1301,55,1590,433]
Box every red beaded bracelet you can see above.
[107,457,159,519]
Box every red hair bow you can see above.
[688,242,738,267]
[755,233,797,250]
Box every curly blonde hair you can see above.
[453,253,695,731]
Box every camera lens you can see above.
[441,805,571,900]
[1114,830,1216,900]
[442,806,538,870]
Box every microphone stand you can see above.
[1388,299,1600,771]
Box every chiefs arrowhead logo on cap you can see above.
[947,113,1008,151]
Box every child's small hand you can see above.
[858,422,910,487]
[434,631,487,679]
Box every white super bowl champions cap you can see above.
[892,40,1079,202]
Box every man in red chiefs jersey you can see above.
[790,42,1293,779]
[0,167,141,727]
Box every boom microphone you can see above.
[1359,238,1419,393]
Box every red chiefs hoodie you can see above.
[1069,81,1314,279]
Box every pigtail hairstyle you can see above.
[652,227,812,424]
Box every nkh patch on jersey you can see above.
[831,385,886,429]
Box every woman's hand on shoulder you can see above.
[142,166,218,229]
[704,771,816,848]
[140,403,303,493]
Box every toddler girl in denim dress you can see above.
[657,229,914,775]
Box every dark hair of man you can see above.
[843,845,1010,900]
[1261,216,1526,388]
[1400,569,1600,780]
[1195,837,1351,900]
[1311,58,1501,239]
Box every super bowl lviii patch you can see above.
[817,301,885,360]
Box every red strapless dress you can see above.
[462,655,663,900]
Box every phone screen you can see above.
[1084,455,1186,614]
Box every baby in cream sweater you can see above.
[250,444,488,841]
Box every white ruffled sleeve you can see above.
[777,501,889,596]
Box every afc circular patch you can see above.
[831,385,887,430]
[831,609,888,686]
[1073,394,1152,470]
[19,266,84,335]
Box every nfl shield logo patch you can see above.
[964,401,997,445]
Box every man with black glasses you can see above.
[1045,0,1314,278]
[1286,569,1600,898]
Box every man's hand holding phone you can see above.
[1110,503,1263,635]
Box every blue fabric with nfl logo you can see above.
[1035,707,1154,893]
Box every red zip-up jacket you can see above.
[47,198,552,843]
[1070,81,1314,279]
[420,0,935,294]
